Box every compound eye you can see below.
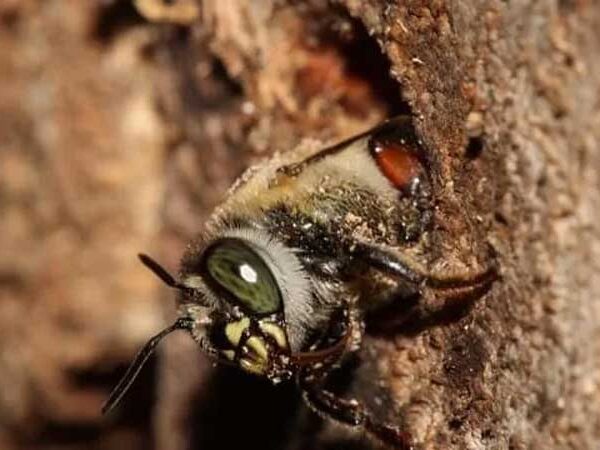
[204,239,282,315]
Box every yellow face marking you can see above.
[221,350,235,361]
[240,358,266,375]
[259,321,288,350]
[225,317,250,347]
[246,336,269,361]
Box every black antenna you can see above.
[138,253,189,291]
[101,317,193,415]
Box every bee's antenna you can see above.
[138,253,189,291]
[101,317,194,415]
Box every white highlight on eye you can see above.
[239,263,258,283]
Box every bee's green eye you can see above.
[205,239,282,315]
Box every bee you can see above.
[102,116,496,448]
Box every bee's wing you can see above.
[280,116,416,176]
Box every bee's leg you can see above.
[298,372,412,449]
[352,242,497,333]
[352,241,498,293]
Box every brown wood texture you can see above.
[1,1,599,449]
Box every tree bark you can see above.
[1,1,599,450]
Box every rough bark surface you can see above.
[1,1,599,450]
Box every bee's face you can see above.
[181,237,295,381]
[176,218,357,382]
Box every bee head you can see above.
[102,228,322,415]
[179,234,299,381]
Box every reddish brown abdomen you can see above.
[370,140,422,190]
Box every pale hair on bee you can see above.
[103,116,497,448]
